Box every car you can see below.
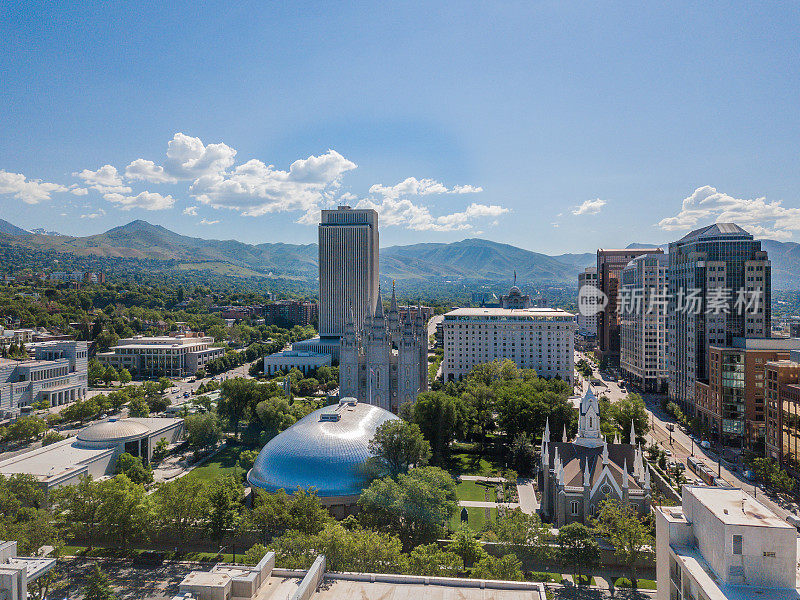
[742,470,755,481]
[184,391,190,398]
[700,440,711,449]
[664,449,673,457]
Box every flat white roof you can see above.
[688,486,791,529]
[445,307,574,318]
[0,438,111,483]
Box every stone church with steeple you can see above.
[339,284,428,414]
[539,386,651,527]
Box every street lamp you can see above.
[666,423,674,446]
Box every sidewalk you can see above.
[516,478,539,514]
[459,500,520,509]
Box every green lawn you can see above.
[614,577,657,589]
[185,445,245,482]
[455,479,497,502]
[447,452,505,477]
[451,506,497,531]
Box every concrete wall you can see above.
[291,555,326,600]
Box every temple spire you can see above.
[562,424,568,443]
[390,280,398,312]
[373,286,384,320]
[629,420,636,445]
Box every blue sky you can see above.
[1,1,798,253]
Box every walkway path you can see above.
[460,475,508,483]
[458,500,520,509]
[516,478,539,514]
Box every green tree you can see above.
[96,475,153,548]
[185,412,222,451]
[557,522,600,585]
[509,432,535,474]
[41,430,65,446]
[219,377,257,438]
[490,508,551,557]
[243,543,268,565]
[368,420,431,477]
[612,393,650,442]
[205,474,241,547]
[409,391,461,462]
[446,525,488,567]
[50,476,105,548]
[102,366,118,386]
[118,368,132,385]
[594,499,653,588]
[471,553,523,581]
[358,466,457,550]
[3,416,46,443]
[297,378,319,397]
[127,395,150,418]
[83,563,116,600]
[406,543,463,576]
[154,478,208,543]
[114,453,153,485]
[238,449,259,472]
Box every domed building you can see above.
[247,398,399,517]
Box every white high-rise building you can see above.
[442,292,574,383]
[577,267,599,335]
[619,253,669,391]
[318,206,379,339]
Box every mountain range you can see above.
[1,218,799,289]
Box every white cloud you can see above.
[199,218,219,225]
[0,170,69,204]
[355,197,508,232]
[124,133,236,183]
[369,177,483,200]
[657,186,800,239]
[572,198,607,215]
[125,159,179,184]
[71,187,89,196]
[190,149,357,217]
[80,209,106,219]
[103,191,175,211]
[73,165,132,194]
[183,206,198,216]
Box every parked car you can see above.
[700,440,711,449]
[786,513,800,531]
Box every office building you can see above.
[262,350,331,376]
[0,340,88,418]
[656,485,799,600]
[619,254,669,391]
[97,332,224,378]
[318,206,379,339]
[339,287,428,413]
[668,223,770,414]
[539,387,650,527]
[577,267,599,335]
[442,289,574,383]
[696,337,800,449]
[765,351,800,477]
[597,248,660,360]
[262,300,318,328]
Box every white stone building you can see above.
[0,340,88,418]
[577,267,599,335]
[0,541,55,600]
[442,299,574,383]
[656,485,800,600]
[539,387,651,527]
[339,286,428,414]
[97,333,223,378]
[619,253,669,391]
[262,350,332,376]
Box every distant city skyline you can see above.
[1,2,798,253]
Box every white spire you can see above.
[544,417,551,441]
[622,458,629,488]
[629,420,636,445]
[614,431,620,445]
[562,424,568,442]
[644,467,651,490]
[602,438,609,465]
[583,460,591,487]
[575,386,603,447]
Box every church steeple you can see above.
[373,286,384,320]
[575,386,603,447]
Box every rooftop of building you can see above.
[687,486,791,529]
[0,437,111,483]
[674,222,754,244]
[444,307,574,318]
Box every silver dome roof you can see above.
[247,400,399,498]
[77,418,150,444]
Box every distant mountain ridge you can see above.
[0,219,799,288]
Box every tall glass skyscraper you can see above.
[667,223,770,429]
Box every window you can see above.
[733,535,742,555]
[571,501,579,515]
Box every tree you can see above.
[154,478,208,543]
[358,466,457,549]
[446,525,488,567]
[205,474,241,547]
[114,453,153,485]
[557,522,600,585]
[50,476,104,548]
[490,508,551,557]
[297,377,319,397]
[407,543,463,576]
[243,543,268,565]
[471,553,523,581]
[3,416,46,444]
[409,391,461,462]
[29,567,66,600]
[509,432,535,474]
[238,449,259,472]
[152,438,169,462]
[185,412,222,451]
[83,563,116,600]
[612,393,650,442]
[368,420,431,478]
[594,499,653,588]
[195,368,206,380]
[118,368,132,385]
[96,475,153,548]
[219,378,257,438]
[102,366,118,386]
[127,395,149,418]
[41,430,65,446]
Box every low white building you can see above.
[0,417,183,491]
[0,541,55,600]
[97,333,224,378]
[656,485,800,600]
[262,350,332,376]
[442,305,574,383]
[0,340,88,419]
